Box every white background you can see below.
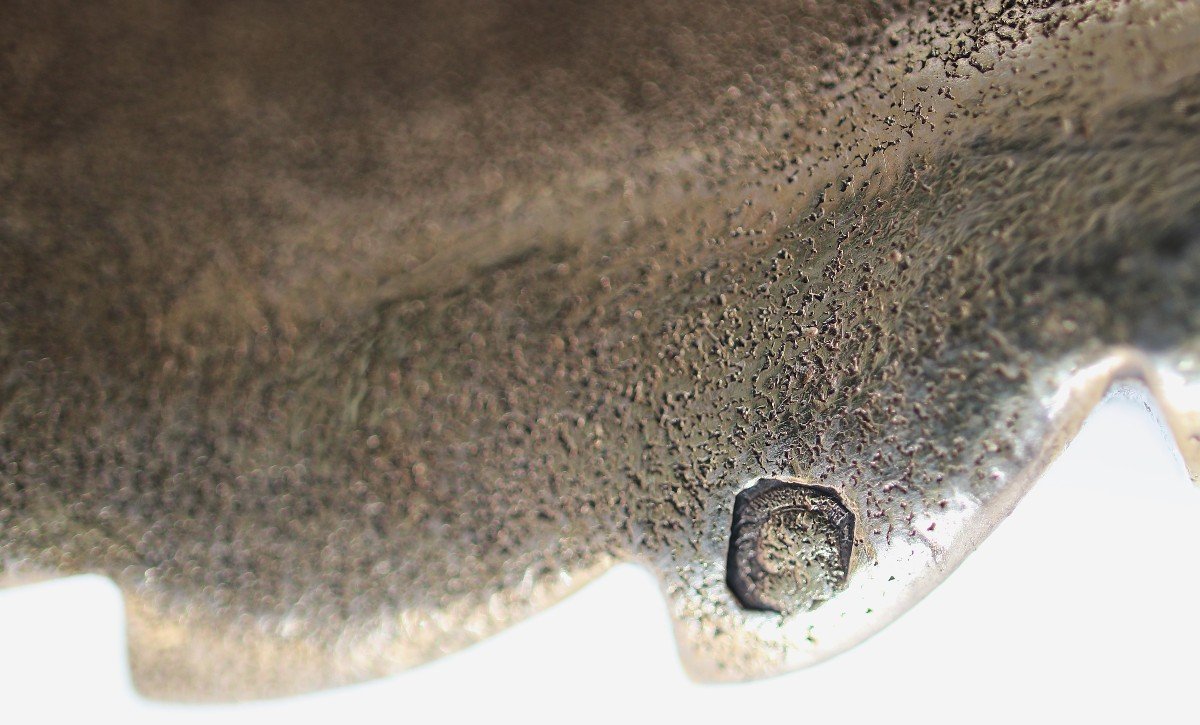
[3,392,1197,723]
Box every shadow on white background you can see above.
[2,391,1197,723]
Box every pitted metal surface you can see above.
[2,0,1200,700]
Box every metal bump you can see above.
[727,479,855,615]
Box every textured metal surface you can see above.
[2,0,1200,701]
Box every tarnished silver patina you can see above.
[3,0,1200,700]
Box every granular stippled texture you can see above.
[2,0,1200,700]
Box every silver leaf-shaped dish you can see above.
[2,0,1199,700]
